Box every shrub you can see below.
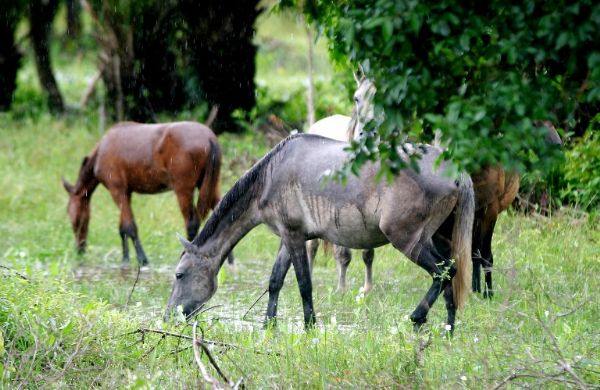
[560,117,600,211]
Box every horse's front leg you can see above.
[265,242,292,326]
[287,239,316,329]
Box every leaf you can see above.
[383,19,394,41]
[555,32,569,49]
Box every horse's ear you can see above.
[177,233,202,258]
[62,177,75,194]
[81,156,89,168]
[358,64,365,80]
[353,71,360,86]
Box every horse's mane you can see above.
[192,133,303,246]
[74,146,99,195]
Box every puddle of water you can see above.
[69,255,368,334]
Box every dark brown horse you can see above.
[471,121,562,297]
[63,121,224,266]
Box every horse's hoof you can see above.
[359,284,372,294]
[139,265,150,272]
[410,316,427,333]
[263,317,277,330]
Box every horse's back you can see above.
[95,121,217,193]
[307,115,351,142]
[258,134,459,250]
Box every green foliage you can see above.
[561,118,600,211]
[300,0,600,178]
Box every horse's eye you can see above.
[175,272,185,280]
[354,96,359,103]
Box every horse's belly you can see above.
[125,169,171,193]
[294,190,387,249]
[319,207,387,249]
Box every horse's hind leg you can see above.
[266,242,292,325]
[174,187,199,240]
[334,245,351,291]
[360,249,375,293]
[110,188,148,267]
[481,214,498,299]
[306,239,319,275]
[409,244,455,331]
[471,209,485,293]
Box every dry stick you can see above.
[78,66,104,108]
[192,321,225,389]
[0,264,28,280]
[133,327,280,356]
[206,105,219,128]
[241,288,268,320]
[302,14,316,127]
[125,264,142,307]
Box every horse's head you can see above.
[349,75,377,141]
[62,178,90,254]
[165,235,219,320]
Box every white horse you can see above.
[304,75,378,293]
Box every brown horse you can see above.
[63,121,224,267]
[471,121,562,297]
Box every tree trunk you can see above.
[179,0,259,133]
[89,1,185,122]
[0,2,25,110]
[29,0,64,113]
[66,0,82,40]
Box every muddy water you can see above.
[68,254,377,334]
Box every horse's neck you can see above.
[202,206,259,270]
[75,150,100,196]
[193,178,263,269]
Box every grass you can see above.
[1,9,600,390]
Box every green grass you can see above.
[1,9,599,390]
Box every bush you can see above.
[560,117,600,211]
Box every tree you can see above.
[29,0,64,113]
[300,0,600,178]
[178,0,259,133]
[0,1,25,110]
[87,0,260,132]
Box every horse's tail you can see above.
[197,139,222,221]
[451,172,475,311]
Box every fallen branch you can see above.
[193,321,227,389]
[131,327,280,356]
[0,264,29,280]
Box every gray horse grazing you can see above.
[166,133,474,331]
